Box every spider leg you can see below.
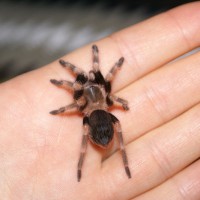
[59,59,88,85]
[59,59,84,75]
[50,102,77,115]
[102,57,125,94]
[77,116,89,182]
[50,79,73,89]
[105,57,124,82]
[110,114,131,179]
[108,94,129,110]
[92,44,99,72]
[91,45,112,92]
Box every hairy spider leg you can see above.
[92,44,99,72]
[52,59,89,111]
[59,59,85,75]
[50,79,74,89]
[78,116,89,182]
[50,102,78,115]
[109,94,129,110]
[105,57,124,82]
[60,59,88,99]
[110,113,131,179]
[91,44,115,95]
[104,56,126,107]
[59,58,88,85]
[50,77,85,98]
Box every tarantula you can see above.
[50,45,131,182]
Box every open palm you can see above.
[0,2,200,200]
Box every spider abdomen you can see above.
[89,110,114,147]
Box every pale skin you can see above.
[0,2,200,200]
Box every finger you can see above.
[134,159,200,200]
[9,2,199,92]
[101,103,200,200]
[109,1,200,90]
[65,2,200,91]
[104,50,200,156]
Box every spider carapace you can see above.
[50,45,131,181]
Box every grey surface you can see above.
[0,1,149,81]
[0,1,199,82]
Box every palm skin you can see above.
[0,2,200,200]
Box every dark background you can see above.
[0,0,197,82]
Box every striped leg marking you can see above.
[50,102,77,115]
[50,79,73,89]
[59,59,85,75]
[109,94,129,110]
[105,57,124,82]
[110,114,131,179]
[77,117,89,182]
[92,45,99,72]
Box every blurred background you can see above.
[0,0,197,82]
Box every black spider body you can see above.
[88,110,114,147]
[50,45,131,181]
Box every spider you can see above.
[50,45,131,182]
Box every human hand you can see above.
[0,2,200,199]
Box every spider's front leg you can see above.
[59,59,84,75]
[90,45,108,87]
[105,57,124,82]
[92,44,99,72]
[50,79,74,89]
[50,58,88,115]
[77,116,89,182]
[59,59,88,85]
[110,113,131,179]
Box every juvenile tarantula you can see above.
[50,45,131,182]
